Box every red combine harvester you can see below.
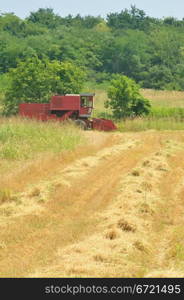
[19,94,117,131]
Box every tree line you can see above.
[1,5,184,91]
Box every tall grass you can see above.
[142,89,184,108]
[0,118,83,160]
[150,107,184,119]
[117,91,184,132]
[118,117,184,132]
[91,89,184,131]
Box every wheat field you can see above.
[1,91,184,278]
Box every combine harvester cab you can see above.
[19,93,117,132]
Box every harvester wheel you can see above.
[74,119,87,130]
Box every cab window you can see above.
[81,96,88,107]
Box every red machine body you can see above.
[19,94,117,131]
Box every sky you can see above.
[1,0,184,20]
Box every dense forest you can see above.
[1,5,184,90]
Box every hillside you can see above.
[1,6,184,92]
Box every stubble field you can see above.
[0,90,184,277]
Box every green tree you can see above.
[107,5,157,31]
[27,8,61,29]
[3,57,86,115]
[2,7,184,92]
[0,32,30,73]
[82,15,102,28]
[49,60,86,94]
[106,74,151,119]
[143,65,174,90]
[101,30,151,78]
[0,13,25,36]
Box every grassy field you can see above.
[0,118,85,203]
[1,88,184,277]
[1,130,184,277]
[92,89,184,131]
[118,117,184,132]
[0,117,83,160]
[142,89,184,108]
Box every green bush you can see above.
[106,74,151,119]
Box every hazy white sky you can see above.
[1,0,184,19]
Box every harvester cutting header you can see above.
[19,93,117,131]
